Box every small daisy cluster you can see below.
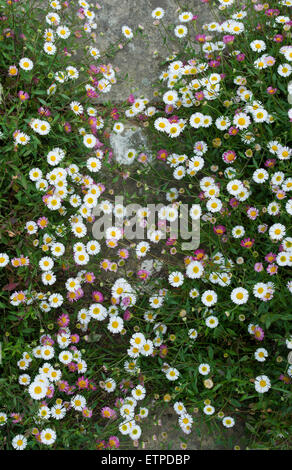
[118,386,147,440]
[9,329,95,448]
[173,400,235,435]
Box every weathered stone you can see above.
[95,0,213,102]
[141,408,246,450]
[109,124,151,164]
[140,258,163,274]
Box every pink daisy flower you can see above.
[82,407,93,418]
[107,436,120,449]
[70,334,80,344]
[254,262,264,272]
[101,407,116,419]
[265,252,276,263]
[77,376,89,390]
[240,238,254,248]
[92,291,104,302]
[85,272,95,283]
[222,150,237,164]
[267,263,278,275]
[254,326,265,341]
[247,207,259,220]
[57,313,70,327]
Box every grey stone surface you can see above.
[140,408,246,450]
[140,258,163,275]
[109,124,151,163]
[95,0,213,102]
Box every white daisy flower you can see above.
[233,112,251,129]
[44,42,56,55]
[254,348,268,362]
[129,425,142,440]
[40,428,57,445]
[174,25,188,38]
[56,25,70,39]
[19,57,33,71]
[252,168,269,184]
[70,101,83,115]
[198,363,210,375]
[165,367,180,381]
[189,204,201,220]
[269,223,286,241]
[232,225,245,238]
[0,253,9,267]
[230,287,249,305]
[132,385,146,400]
[201,290,217,306]
[186,261,204,279]
[15,132,30,145]
[19,374,31,386]
[204,405,215,415]
[28,381,48,400]
[122,25,133,39]
[71,394,86,411]
[48,293,63,308]
[12,434,27,450]
[89,303,107,321]
[254,375,271,393]
[104,378,116,392]
[250,40,266,52]
[278,63,292,77]
[107,316,124,333]
[51,405,66,420]
[205,315,219,328]
[152,7,165,19]
[222,416,235,428]
[168,271,184,287]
